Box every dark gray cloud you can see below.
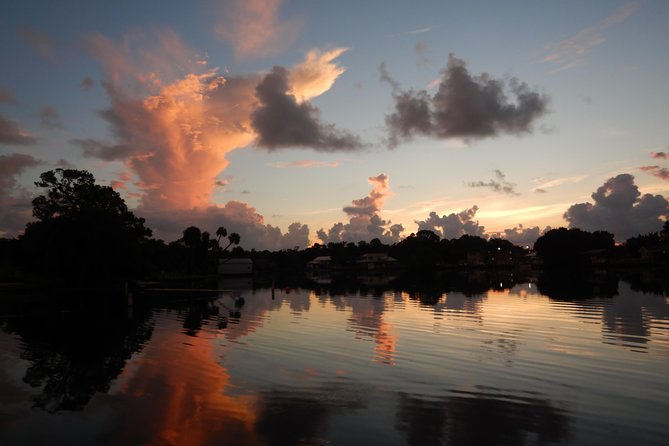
[415,206,486,240]
[0,114,36,145]
[0,87,17,105]
[80,76,94,91]
[639,165,669,180]
[252,66,362,151]
[39,106,63,129]
[0,153,41,236]
[467,169,519,195]
[383,54,549,147]
[564,173,669,240]
[70,138,134,161]
[318,174,403,244]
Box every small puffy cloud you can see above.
[415,206,486,240]
[215,0,303,60]
[650,151,667,159]
[537,1,642,72]
[383,54,549,147]
[270,160,339,169]
[0,153,41,237]
[39,106,63,129]
[252,66,362,151]
[415,41,429,65]
[0,87,17,105]
[80,76,95,91]
[0,114,36,145]
[318,174,403,244]
[467,169,519,196]
[564,173,669,240]
[639,165,669,180]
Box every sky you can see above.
[1,0,668,249]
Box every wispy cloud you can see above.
[270,160,340,169]
[215,0,304,60]
[532,174,588,192]
[639,165,669,180]
[537,0,643,72]
[0,114,36,145]
[80,76,94,91]
[387,26,434,38]
[18,27,58,62]
[0,87,17,105]
[39,106,63,129]
[467,170,520,196]
[650,151,667,159]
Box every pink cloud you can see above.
[318,174,404,244]
[82,29,348,213]
[215,0,304,60]
[537,1,642,71]
[639,165,669,180]
[270,160,339,169]
[650,151,667,159]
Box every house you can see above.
[357,253,399,272]
[306,256,333,276]
[218,258,253,276]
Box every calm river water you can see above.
[1,274,668,445]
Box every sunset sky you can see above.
[1,0,668,249]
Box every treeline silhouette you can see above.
[0,169,668,288]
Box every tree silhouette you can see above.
[20,169,152,287]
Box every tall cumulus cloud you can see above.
[317,174,404,244]
[74,29,357,248]
[382,54,549,147]
[564,174,668,240]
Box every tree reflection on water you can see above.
[396,389,570,446]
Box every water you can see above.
[1,276,668,445]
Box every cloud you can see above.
[383,54,549,147]
[270,160,339,169]
[387,26,434,38]
[81,29,349,213]
[0,87,17,105]
[80,76,95,91]
[415,41,429,65]
[532,174,588,192]
[535,188,548,194]
[467,169,519,196]
[537,1,642,72]
[0,114,36,145]
[415,206,486,239]
[252,66,362,151]
[650,151,667,159]
[142,202,309,250]
[215,0,304,60]
[639,165,669,180]
[0,153,41,237]
[39,106,63,129]
[564,173,669,240]
[318,174,404,244]
[18,27,59,62]
[493,224,550,247]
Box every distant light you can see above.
[499,282,503,288]
[497,247,501,251]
